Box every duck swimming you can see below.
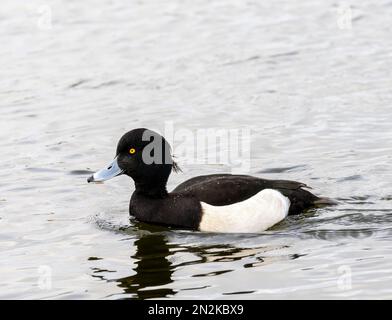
[87,128,332,233]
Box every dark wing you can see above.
[172,174,319,215]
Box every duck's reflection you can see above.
[91,222,302,299]
[116,224,175,299]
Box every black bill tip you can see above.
[87,175,95,183]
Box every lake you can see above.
[1,0,392,299]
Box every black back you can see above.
[172,174,319,216]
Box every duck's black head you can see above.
[87,128,179,197]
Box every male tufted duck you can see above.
[87,128,332,233]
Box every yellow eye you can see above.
[129,148,136,154]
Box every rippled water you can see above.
[1,0,392,299]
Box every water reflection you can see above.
[89,221,304,299]
[117,233,176,299]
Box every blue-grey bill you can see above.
[87,157,123,183]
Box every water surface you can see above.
[1,0,392,299]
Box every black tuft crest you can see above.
[172,160,182,173]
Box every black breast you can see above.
[130,192,203,229]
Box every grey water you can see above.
[1,0,392,299]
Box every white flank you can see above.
[199,189,290,233]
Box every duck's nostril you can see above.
[107,166,112,170]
